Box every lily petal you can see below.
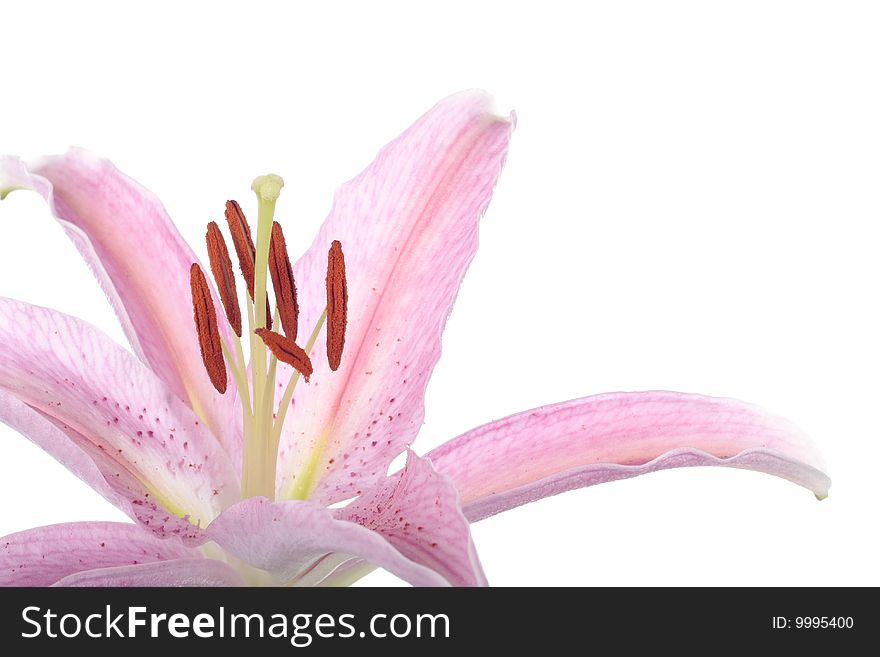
[53,557,245,587]
[277,90,515,504]
[0,297,240,541]
[427,391,830,522]
[0,522,193,586]
[0,151,237,446]
[207,497,449,587]
[338,451,486,586]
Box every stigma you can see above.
[251,174,284,202]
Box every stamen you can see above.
[206,222,242,337]
[268,221,299,340]
[224,200,272,328]
[254,328,313,382]
[190,264,227,394]
[326,240,348,371]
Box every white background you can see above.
[0,1,878,586]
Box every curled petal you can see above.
[209,453,484,587]
[206,497,449,587]
[338,451,485,586]
[0,522,194,586]
[0,151,238,447]
[277,90,515,503]
[230,453,485,587]
[427,391,830,522]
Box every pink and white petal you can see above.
[53,557,245,587]
[313,559,376,587]
[298,556,372,587]
[427,391,830,523]
[0,392,207,543]
[0,151,237,446]
[276,90,514,504]
[206,497,450,587]
[0,298,239,540]
[0,522,194,586]
[338,451,485,587]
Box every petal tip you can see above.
[441,88,516,128]
[0,156,33,199]
[813,475,831,500]
[0,185,25,201]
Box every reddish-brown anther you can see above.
[224,199,272,328]
[326,240,348,371]
[206,221,242,337]
[255,328,313,382]
[190,263,227,393]
[269,221,299,340]
[225,200,255,291]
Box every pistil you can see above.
[244,174,284,499]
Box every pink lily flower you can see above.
[0,91,829,587]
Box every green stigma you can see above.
[251,174,284,202]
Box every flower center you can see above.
[190,175,347,501]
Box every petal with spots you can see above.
[0,297,240,541]
[207,496,450,587]
[338,451,485,586]
[276,91,515,504]
[0,522,194,586]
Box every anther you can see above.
[224,200,272,328]
[326,240,348,371]
[225,200,255,290]
[190,263,227,393]
[254,328,313,382]
[206,222,242,337]
[269,222,299,340]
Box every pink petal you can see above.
[0,297,239,541]
[207,497,450,587]
[53,557,245,586]
[338,451,485,586]
[427,391,830,522]
[0,151,237,447]
[0,522,194,586]
[276,90,514,504]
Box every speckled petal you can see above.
[210,452,484,587]
[0,297,239,542]
[207,497,449,586]
[338,451,485,586]
[0,522,194,586]
[275,90,514,504]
